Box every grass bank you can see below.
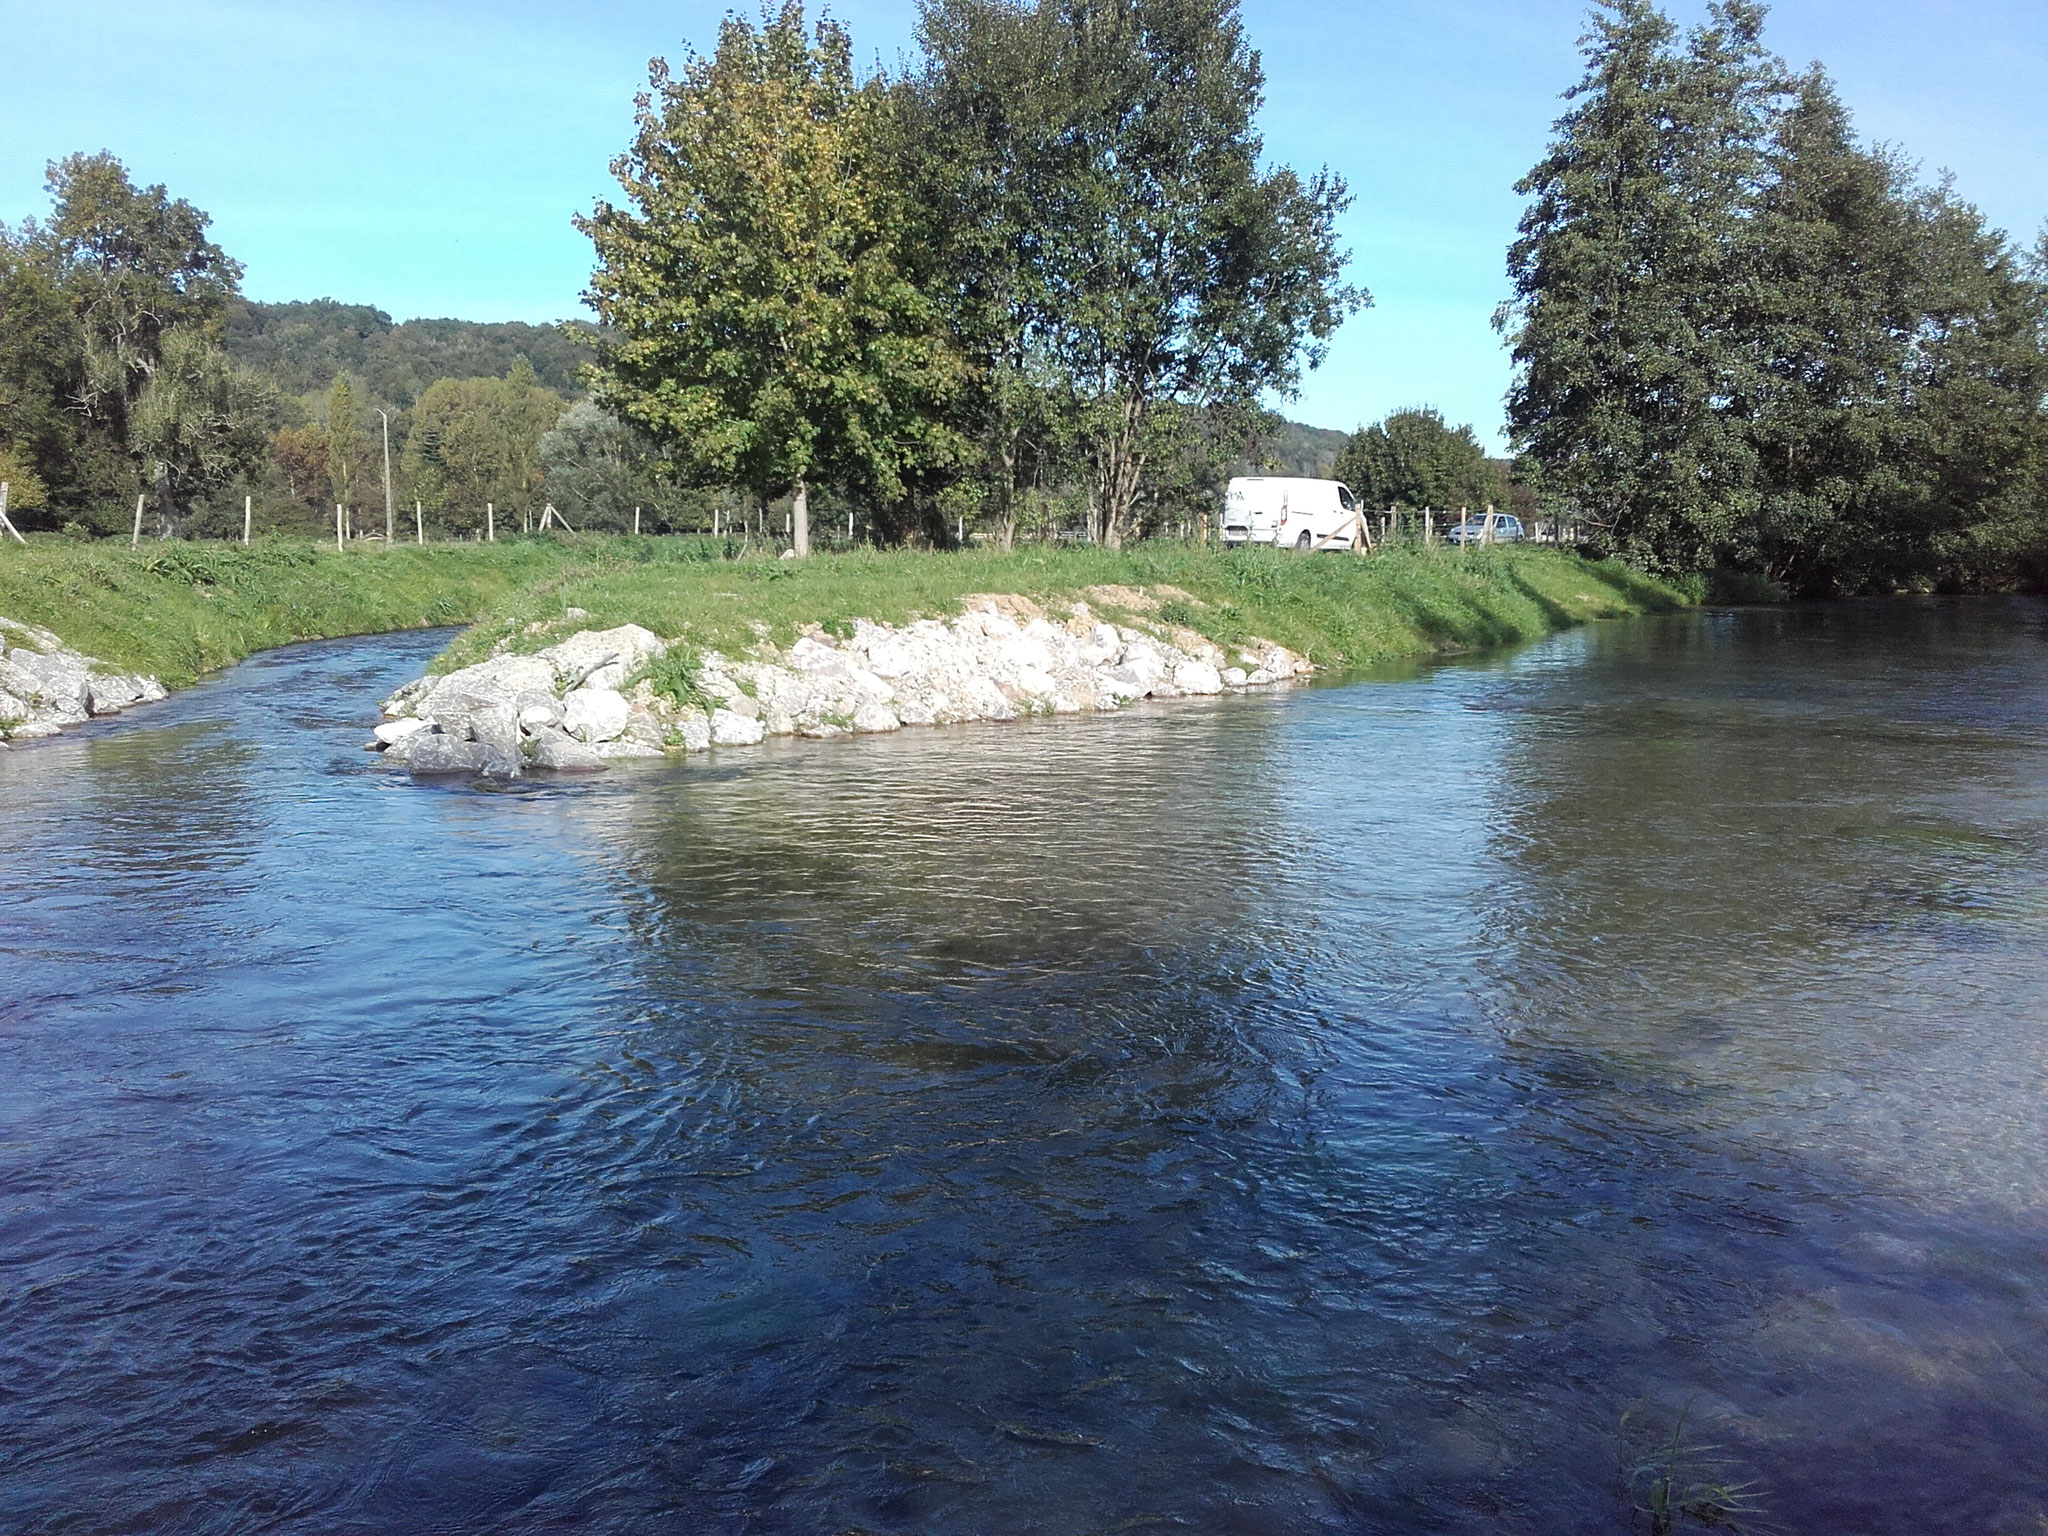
[0,533,1687,690]
[0,538,575,687]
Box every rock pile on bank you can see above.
[375,598,1311,778]
[0,617,167,745]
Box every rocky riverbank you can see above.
[373,594,1314,777]
[0,617,167,744]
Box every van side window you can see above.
[1338,486,1355,510]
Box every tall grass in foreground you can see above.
[0,533,1687,690]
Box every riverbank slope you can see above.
[0,538,1687,747]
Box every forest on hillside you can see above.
[1,0,2043,587]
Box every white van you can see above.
[1221,477,1362,551]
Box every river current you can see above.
[2,599,2045,1534]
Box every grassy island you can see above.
[0,534,1688,693]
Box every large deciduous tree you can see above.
[579,2,962,556]
[929,0,1359,548]
[31,152,244,449]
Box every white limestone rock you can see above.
[374,717,429,746]
[529,730,605,772]
[562,687,631,744]
[537,624,667,690]
[710,708,765,746]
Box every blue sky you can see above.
[5,0,2044,447]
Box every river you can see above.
[2,599,2044,1534]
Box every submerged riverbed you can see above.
[3,599,2045,1534]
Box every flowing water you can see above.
[2,599,2046,1535]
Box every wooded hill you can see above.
[223,300,596,406]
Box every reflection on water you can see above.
[2,601,2045,1534]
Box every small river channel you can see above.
[3,599,2046,1534]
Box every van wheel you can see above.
[1296,531,1313,551]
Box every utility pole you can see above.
[377,409,395,545]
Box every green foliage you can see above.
[0,235,92,525]
[223,298,595,407]
[30,152,243,447]
[539,399,709,532]
[1335,408,1506,511]
[322,375,364,513]
[401,365,562,534]
[129,325,275,529]
[634,645,719,716]
[580,1,964,534]
[1501,1,2048,591]
[904,0,1364,548]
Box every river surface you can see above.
[3,599,2046,1534]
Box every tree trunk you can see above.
[997,440,1019,554]
[793,478,810,558]
[1096,393,1147,550]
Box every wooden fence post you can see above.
[487,502,495,543]
[243,494,252,545]
[336,504,344,552]
[634,506,641,535]
[0,482,26,545]
[415,499,424,545]
[131,492,145,550]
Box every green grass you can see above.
[0,532,1689,690]
[0,537,578,687]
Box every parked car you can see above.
[1222,476,1363,550]
[1444,513,1525,546]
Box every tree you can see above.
[1501,1,2048,588]
[0,230,90,527]
[1024,0,1361,547]
[1335,408,1505,511]
[1898,192,2048,591]
[401,366,562,534]
[324,375,365,527]
[579,1,962,556]
[539,399,683,530]
[898,0,1073,551]
[29,153,243,448]
[1499,1,1779,571]
[129,325,275,533]
[271,424,333,526]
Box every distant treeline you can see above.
[224,300,595,405]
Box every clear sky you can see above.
[5,0,2044,447]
